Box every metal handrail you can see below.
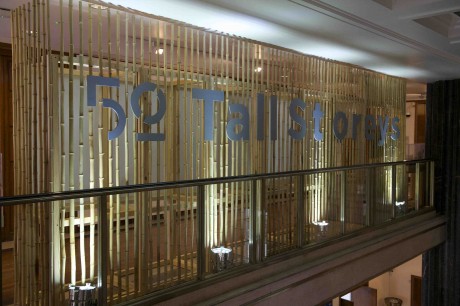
[0,159,431,206]
[0,158,434,305]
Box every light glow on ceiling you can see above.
[368,65,429,79]
[106,0,367,62]
[302,44,377,63]
[107,0,271,38]
[102,0,460,81]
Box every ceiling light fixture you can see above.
[90,4,108,10]
[0,8,11,19]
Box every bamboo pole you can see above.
[87,1,96,283]
[38,0,50,300]
[155,18,162,287]
[131,13,140,295]
[106,7,115,303]
[123,10,130,298]
[224,35,229,247]
[139,16,147,295]
[68,0,77,286]
[189,28,195,278]
[229,37,235,251]
[78,0,87,286]
[182,26,189,281]
[163,20,170,284]
[147,17,153,292]
[56,1,68,296]
[113,11,121,286]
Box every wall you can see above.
[10,0,407,304]
[369,255,422,306]
[405,102,415,145]
[332,255,422,306]
[0,42,14,240]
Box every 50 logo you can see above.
[87,75,166,141]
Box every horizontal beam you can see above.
[128,211,445,306]
[395,0,460,20]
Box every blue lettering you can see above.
[288,98,307,140]
[192,88,224,141]
[313,103,324,141]
[227,104,249,141]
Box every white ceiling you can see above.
[2,0,460,94]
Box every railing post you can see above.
[340,171,346,235]
[392,164,397,218]
[306,175,311,244]
[98,195,108,306]
[251,179,261,263]
[0,205,2,305]
[365,168,371,226]
[297,175,305,248]
[430,161,435,207]
[51,201,61,305]
[260,179,267,259]
[425,161,430,208]
[415,162,420,211]
[404,163,409,214]
[0,154,2,305]
[197,185,206,279]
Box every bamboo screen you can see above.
[11,0,406,304]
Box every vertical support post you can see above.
[415,162,420,211]
[260,179,267,259]
[98,195,108,306]
[392,164,397,218]
[297,175,305,248]
[250,179,261,263]
[425,161,430,208]
[197,185,206,279]
[363,168,371,226]
[140,191,148,292]
[306,175,311,244]
[0,154,2,305]
[0,206,2,305]
[430,161,435,207]
[404,163,409,213]
[365,168,371,226]
[51,201,62,305]
[340,171,346,235]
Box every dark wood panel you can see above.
[340,298,354,306]
[0,44,14,241]
[415,103,426,144]
[0,43,12,57]
[411,275,422,306]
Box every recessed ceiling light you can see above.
[254,67,262,72]
[0,8,10,19]
[90,4,108,10]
